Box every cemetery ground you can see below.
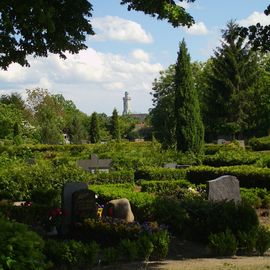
[2,139,270,269]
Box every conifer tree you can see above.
[110,108,121,140]
[89,112,100,143]
[174,39,204,153]
[202,21,259,139]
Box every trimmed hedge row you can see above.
[249,136,270,151]
[140,179,191,194]
[186,165,270,189]
[88,170,134,185]
[135,166,187,181]
[202,150,258,167]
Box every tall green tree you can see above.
[89,112,100,143]
[202,21,259,139]
[110,108,121,140]
[150,65,176,148]
[174,39,204,153]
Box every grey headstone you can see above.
[207,175,241,203]
[72,189,97,223]
[176,164,191,169]
[61,182,88,234]
[103,198,134,223]
[164,163,177,169]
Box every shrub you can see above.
[237,230,257,255]
[0,216,46,270]
[255,225,270,256]
[203,149,258,167]
[44,239,99,268]
[208,229,237,256]
[249,136,270,151]
[149,230,170,260]
[135,166,187,181]
[140,179,192,195]
[118,239,138,261]
[186,165,270,189]
[182,200,259,243]
[136,234,154,261]
[240,188,270,209]
[103,247,119,264]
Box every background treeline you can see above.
[0,88,147,145]
[150,21,270,147]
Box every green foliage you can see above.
[249,136,270,151]
[201,21,260,139]
[118,239,138,261]
[186,165,270,189]
[110,109,121,140]
[0,216,46,270]
[149,230,170,260]
[203,149,259,167]
[140,179,191,195]
[208,229,237,256]
[135,166,187,181]
[237,229,257,255]
[255,225,270,255]
[241,188,270,208]
[89,112,100,143]
[44,239,99,268]
[174,39,204,153]
[182,200,259,243]
[103,247,119,264]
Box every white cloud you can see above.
[238,11,270,27]
[0,48,163,114]
[131,49,150,62]
[184,22,209,35]
[91,16,153,43]
[177,1,190,9]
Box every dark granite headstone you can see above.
[72,189,97,223]
[61,182,88,234]
[207,175,241,203]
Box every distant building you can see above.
[130,114,148,122]
[122,91,131,115]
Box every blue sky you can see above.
[0,0,269,115]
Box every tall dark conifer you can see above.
[89,112,100,143]
[174,39,204,153]
[111,108,120,140]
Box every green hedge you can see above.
[249,136,270,151]
[203,149,258,167]
[135,166,187,181]
[140,179,191,194]
[186,165,270,189]
[88,170,134,185]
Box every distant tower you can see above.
[122,91,131,115]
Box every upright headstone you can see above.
[61,182,88,234]
[103,198,134,223]
[72,189,97,223]
[207,175,241,203]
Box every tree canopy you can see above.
[1,1,269,69]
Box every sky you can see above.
[0,0,270,116]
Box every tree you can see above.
[110,108,121,140]
[202,21,259,139]
[89,112,100,143]
[174,40,204,153]
[150,65,176,148]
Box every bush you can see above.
[249,136,270,151]
[140,179,191,195]
[118,239,138,261]
[237,230,257,255]
[44,239,99,268]
[240,188,270,209]
[0,216,46,270]
[203,149,258,167]
[182,200,259,243]
[135,166,187,181]
[208,229,237,256]
[255,225,270,255]
[186,165,270,189]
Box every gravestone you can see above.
[77,154,112,173]
[103,198,134,223]
[61,182,88,234]
[72,189,97,223]
[163,163,177,169]
[207,175,241,203]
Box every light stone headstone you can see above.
[61,182,88,234]
[207,175,241,203]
